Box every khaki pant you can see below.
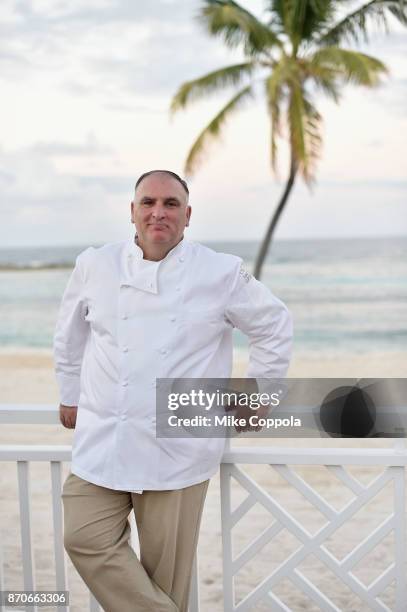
[62,472,209,612]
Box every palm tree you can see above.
[171,0,407,278]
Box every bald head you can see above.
[134,170,189,203]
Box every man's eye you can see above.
[166,202,177,207]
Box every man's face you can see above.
[131,173,191,250]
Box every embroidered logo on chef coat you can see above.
[239,265,252,284]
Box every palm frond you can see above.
[170,62,255,113]
[317,0,407,46]
[288,84,322,184]
[264,64,287,172]
[309,47,388,86]
[199,0,282,55]
[184,85,253,176]
[300,57,341,102]
[267,0,338,50]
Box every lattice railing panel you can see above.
[221,461,406,611]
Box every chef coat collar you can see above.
[120,234,188,287]
[125,233,187,262]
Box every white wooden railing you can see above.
[1,406,406,611]
[221,444,407,611]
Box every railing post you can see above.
[50,462,68,612]
[0,531,4,612]
[17,461,37,612]
[394,438,406,610]
[220,462,234,612]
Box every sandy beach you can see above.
[0,349,406,611]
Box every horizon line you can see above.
[1,233,406,251]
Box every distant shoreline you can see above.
[1,234,406,251]
[0,264,73,271]
[0,235,406,271]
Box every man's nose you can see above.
[151,203,166,219]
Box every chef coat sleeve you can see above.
[224,261,293,379]
[53,248,92,406]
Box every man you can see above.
[55,169,293,612]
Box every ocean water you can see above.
[0,237,406,353]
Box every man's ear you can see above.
[130,201,134,223]
[186,205,192,227]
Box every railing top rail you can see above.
[0,445,406,465]
[0,405,60,424]
[1,405,405,460]
[223,447,407,466]
[0,445,72,461]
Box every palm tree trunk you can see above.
[253,156,297,279]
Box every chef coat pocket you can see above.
[178,309,226,349]
[181,308,225,326]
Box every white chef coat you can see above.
[53,236,293,491]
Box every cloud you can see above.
[13,0,193,26]
[1,1,406,246]
[102,101,167,114]
[0,141,138,245]
[369,77,407,116]
[0,143,132,214]
[248,178,407,192]
[31,133,113,157]
[76,174,135,194]
[0,0,236,101]
[1,141,406,246]
[8,0,261,25]
[3,0,405,111]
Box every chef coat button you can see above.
[127,254,132,259]
[121,414,126,420]
[122,380,128,387]
[160,348,167,355]
[123,346,129,353]
[178,257,184,263]
[170,315,176,322]
[121,314,128,320]
[175,286,181,292]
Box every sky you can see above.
[1,0,406,247]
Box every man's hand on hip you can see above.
[225,402,271,433]
[59,404,77,429]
